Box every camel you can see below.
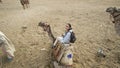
[38,22,73,68]
[106,7,120,23]
[20,0,29,9]
[0,31,16,61]
[0,0,1,2]
[106,7,120,36]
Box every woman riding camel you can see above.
[53,23,73,48]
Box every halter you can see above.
[109,12,120,23]
[113,13,120,18]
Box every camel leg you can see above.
[53,39,58,47]
[26,0,30,8]
[23,4,25,9]
[26,4,29,8]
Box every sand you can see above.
[0,0,120,68]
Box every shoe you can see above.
[7,57,13,62]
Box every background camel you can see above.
[106,7,120,36]
[20,0,29,9]
[106,7,120,23]
[0,0,2,3]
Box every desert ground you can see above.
[0,0,120,68]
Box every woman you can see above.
[53,23,73,47]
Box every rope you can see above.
[109,14,115,23]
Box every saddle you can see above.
[52,42,73,66]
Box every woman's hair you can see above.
[67,23,72,30]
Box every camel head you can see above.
[106,7,117,15]
[38,22,56,43]
[38,22,51,33]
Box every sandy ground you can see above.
[0,0,120,68]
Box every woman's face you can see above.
[65,24,70,31]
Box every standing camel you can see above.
[106,7,120,35]
[106,7,120,23]
[20,0,29,9]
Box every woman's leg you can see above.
[53,37,63,46]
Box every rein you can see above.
[109,14,115,23]
[113,13,120,18]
